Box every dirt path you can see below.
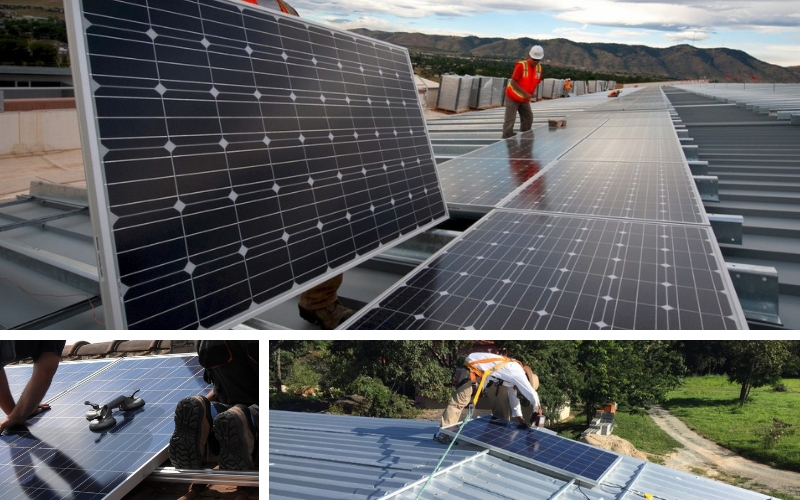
[648,405,800,496]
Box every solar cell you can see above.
[0,355,210,500]
[344,210,746,329]
[501,159,706,224]
[65,0,446,329]
[441,415,621,486]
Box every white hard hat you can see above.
[529,45,544,59]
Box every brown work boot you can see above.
[169,396,213,469]
[298,300,354,329]
[214,405,256,470]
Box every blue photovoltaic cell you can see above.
[0,355,210,500]
[443,415,620,485]
[0,360,114,418]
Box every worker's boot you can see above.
[169,396,213,469]
[214,404,257,470]
[298,300,354,329]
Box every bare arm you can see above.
[0,352,59,433]
[0,368,15,416]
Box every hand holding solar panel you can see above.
[84,388,145,431]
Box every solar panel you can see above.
[0,355,210,500]
[343,210,746,329]
[501,159,706,224]
[441,415,621,486]
[65,0,447,329]
[560,138,686,163]
[437,127,602,214]
[0,360,114,417]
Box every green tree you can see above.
[269,340,329,393]
[326,340,474,403]
[578,340,685,424]
[29,41,57,66]
[725,340,790,405]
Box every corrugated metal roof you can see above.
[269,411,774,500]
[666,84,800,328]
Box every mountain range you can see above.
[352,30,800,84]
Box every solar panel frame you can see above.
[441,415,622,486]
[65,0,447,329]
[0,355,211,500]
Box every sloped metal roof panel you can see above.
[269,411,772,500]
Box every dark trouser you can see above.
[486,383,512,421]
[502,98,533,138]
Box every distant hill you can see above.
[352,29,800,84]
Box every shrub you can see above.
[285,360,321,396]
[773,382,788,392]
[756,418,795,449]
[348,375,420,419]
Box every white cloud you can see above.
[664,30,712,43]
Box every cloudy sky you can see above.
[287,0,800,68]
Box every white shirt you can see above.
[465,352,540,418]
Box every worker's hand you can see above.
[29,403,51,418]
[0,415,24,435]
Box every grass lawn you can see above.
[664,376,800,473]
[613,409,681,462]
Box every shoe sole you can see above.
[214,409,254,470]
[168,397,208,469]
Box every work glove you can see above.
[517,421,531,430]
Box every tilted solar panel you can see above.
[65,0,447,328]
[442,415,621,486]
[0,355,210,500]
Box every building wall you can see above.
[0,108,81,155]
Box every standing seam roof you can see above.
[269,411,774,500]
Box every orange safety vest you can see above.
[241,0,299,15]
[505,60,542,103]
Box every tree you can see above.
[578,340,685,424]
[326,340,474,403]
[269,340,328,393]
[725,340,790,405]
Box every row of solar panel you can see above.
[343,87,747,329]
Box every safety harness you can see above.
[464,356,523,405]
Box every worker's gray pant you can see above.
[502,98,533,138]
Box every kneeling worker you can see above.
[433,352,541,444]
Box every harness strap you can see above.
[465,357,518,405]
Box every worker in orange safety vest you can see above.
[563,78,573,97]
[502,45,544,139]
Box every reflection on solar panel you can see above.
[65,0,446,328]
[437,127,601,213]
[502,159,706,224]
[345,210,746,329]
[0,360,115,417]
[0,355,210,500]
[442,415,620,486]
